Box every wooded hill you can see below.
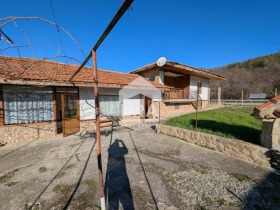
[209,53,280,99]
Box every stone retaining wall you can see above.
[80,120,96,132]
[156,124,271,167]
[0,122,56,143]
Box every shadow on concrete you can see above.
[190,120,261,145]
[225,148,280,210]
[28,137,95,209]
[62,137,97,209]
[0,140,38,159]
[104,139,134,210]
[242,172,280,209]
[128,130,159,210]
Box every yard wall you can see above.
[80,119,96,132]
[156,124,270,167]
[0,122,56,143]
[154,101,208,118]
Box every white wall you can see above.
[122,94,141,116]
[79,87,161,118]
[79,87,95,120]
[190,76,209,100]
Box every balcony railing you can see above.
[163,89,198,100]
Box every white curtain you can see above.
[3,86,54,124]
[99,95,121,117]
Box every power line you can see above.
[49,0,65,56]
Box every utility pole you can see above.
[72,1,134,209]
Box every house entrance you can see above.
[140,95,153,119]
[56,88,80,137]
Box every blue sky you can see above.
[0,0,280,72]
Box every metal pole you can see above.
[70,0,134,81]
[196,80,200,130]
[92,50,105,210]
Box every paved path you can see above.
[0,127,279,209]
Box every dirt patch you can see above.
[65,163,76,170]
[165,145,182,156]
[5,181,21,186]
[47,179,99,209]
[39,167,48,173]
[56,172,66,178]
[75,153,81,162]
[0,168,19,183]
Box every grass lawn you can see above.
[165,106,262,145]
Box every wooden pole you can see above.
[196,80,200,130]
[217,87,221,106]
[159,93,161,124]
[92,50,105,210]
[241,90,244,108]
[275,88,278,97]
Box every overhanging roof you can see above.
[0,56,170,90]
[130,61,227,81]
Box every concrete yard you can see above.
[0,126,279,210]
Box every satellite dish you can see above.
[157,57,167,67]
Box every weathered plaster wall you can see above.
[79,87,95,120]
[156,124,270,167]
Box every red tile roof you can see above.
[255,95,280,111]
[255,101,275,111]
[0,56,169,89]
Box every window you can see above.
[99,95,121,117]
[2,85,54,125]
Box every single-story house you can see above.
[0,56,226,143]
[130,58,227,117]
[0,56,168,143]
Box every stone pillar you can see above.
[261,118,280,150]
[208,88,211,101]
[275,88,278,97]
[217,87,221,106]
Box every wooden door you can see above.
[62,93,80,137]
[140,94,145,121]
[145,96,153,119]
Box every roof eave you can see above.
[130,61,227,81]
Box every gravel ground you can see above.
[0,126,279,210]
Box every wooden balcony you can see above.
[163,89,198,103]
